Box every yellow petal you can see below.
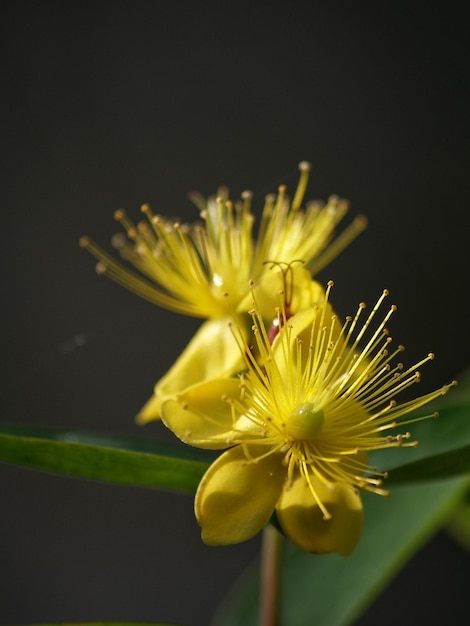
[289,271,326,314]
[276,474,364,556]
[237,266,325,319]
[271,301,339,377]
[161,378,241,449]
[136,317,244,423]
[195,445,287,545]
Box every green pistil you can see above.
[287,402,324,440]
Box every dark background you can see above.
[1,2,469,625]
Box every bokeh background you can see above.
[1,2,469,625]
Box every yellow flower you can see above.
[80,163,366,421]
[161,284,456,555]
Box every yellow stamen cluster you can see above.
[80,162,366,318]
[226,283,456,520]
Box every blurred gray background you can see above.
[1,2,469,625]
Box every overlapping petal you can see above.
[195,445,287,545]
[276,474,364,556]
[137,317,245,423]
[237,265,325,320]
[161,378,240,449]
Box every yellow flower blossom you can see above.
[161,284,456,555]
[80,163,366,421]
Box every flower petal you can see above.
[161,378,241,449]
[195,445,287,545]
[136,317,244,423]
[237,266,325,319]
[276,474,364,556]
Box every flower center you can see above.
[287,402,324,440]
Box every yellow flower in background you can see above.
[80,163,367,421]
[161,284,456,555]
[80,162,365,317]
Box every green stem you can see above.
[260,524,285,626]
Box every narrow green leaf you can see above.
[216,476,470,626]
[0,424,213,463]
[447,501,470,551]
[0,432,209,494]
[370,390,470,476]
[386,444,470,484]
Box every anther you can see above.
[354,215,368,229]
[111,233,125,249]
[298,160,311,172]
[114,209,125,221]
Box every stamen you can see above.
[291,160,311,212]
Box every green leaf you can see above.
[216,475,470,626]
[0,424,213,462]
[386,444,470,484]
[368,379,470,481]
[0,431,210,494]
